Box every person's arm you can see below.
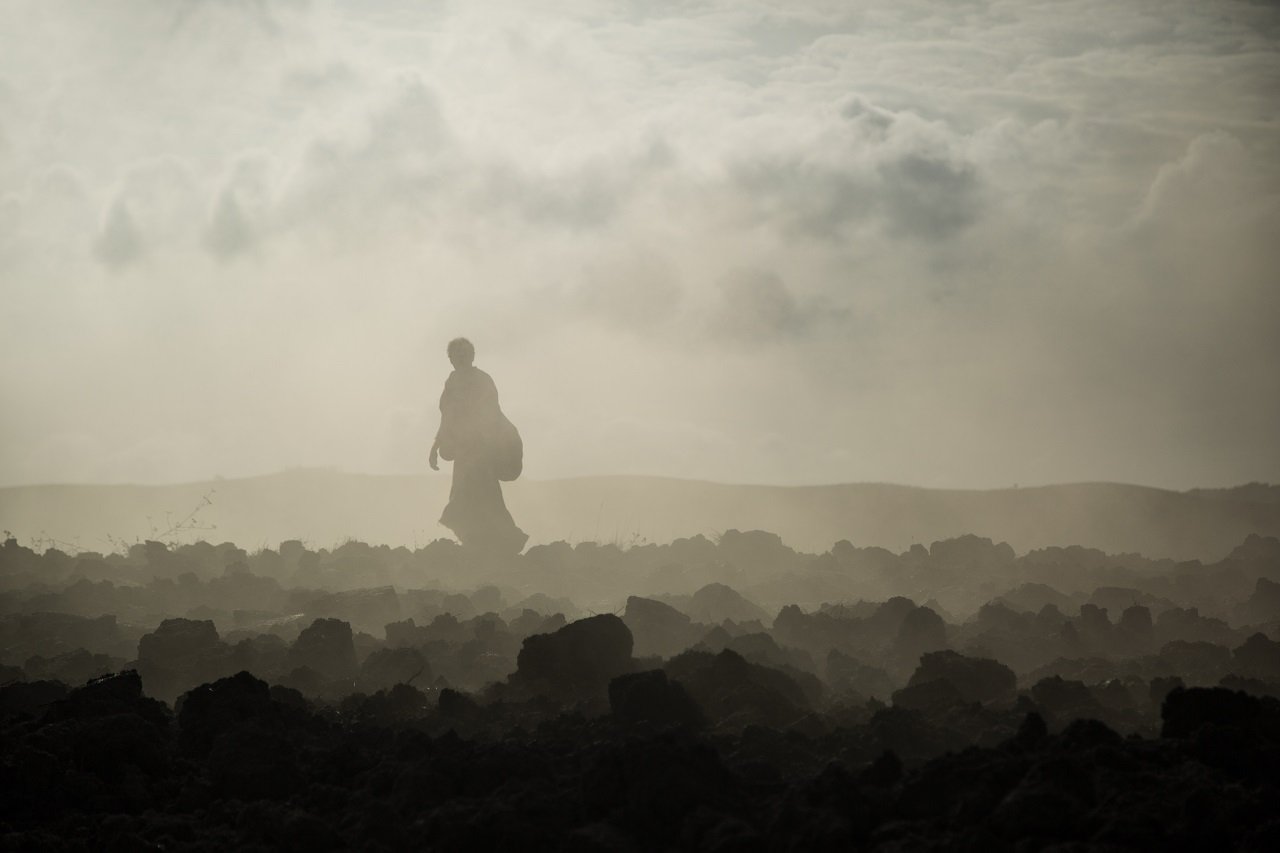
[431,372,454,470]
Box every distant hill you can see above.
[1,471,1277,561]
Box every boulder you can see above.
[136,618,233,701]
[358,647,429,693]
[286,618,358,683]
[686,583,770,625]
[1233,633,1280,680]
[665,648,808,729]
[905,650,1015,705]
[623,596,702,659]
[608,670,706,729]
[891,677,967,711]
[513,614,634,699]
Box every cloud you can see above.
[91,159,202,269]
[711,269,826,343]
[1,0,1278,491]
[204,157,273,260]
[94,197,144,269]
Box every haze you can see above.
[2,0,1278,491]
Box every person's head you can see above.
[447,337,475,368]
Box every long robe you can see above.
[435,366,527,554]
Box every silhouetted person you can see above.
[430,338,527,554]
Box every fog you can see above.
[2,0,1278,492]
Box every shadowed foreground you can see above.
[2,531,1279,849]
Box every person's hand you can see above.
[429,445,439,471]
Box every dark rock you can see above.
[1234,632,1280,680]
[287,618,358,683]
[177,670,281,756]
[23,649,122,686]
[826,650,895,701]
[136,618,233,701]
[358,646,429,693]
[666,649,808,729]
[1010,711,1048,751]
[42,670,168,728]
[206,724,300,800]
[513,614,634,700]
[1030,675,1104,726]
[686,583,770,624]
[609,669,706,729]
[891,678,967,711]
[581,732,742,843]
[623,595,702,659]
[0,679,68,717]
[1149,675,1184,708]
[893,606,948,661]
[438,687,481,719]
[859,749,903,786]
[1161,686,1280,742]
[904,650,1016,705]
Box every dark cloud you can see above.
[94,198,143,269]
[711,270,823,342]
[878,153,981,240]
[204,159,270,260]
[735,145,981,243]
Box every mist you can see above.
[2,0,1277,492]
[4,5,1280,848]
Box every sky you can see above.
[1,0,1278,490]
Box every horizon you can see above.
[2,464,1272,495]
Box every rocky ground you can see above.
[2,531,1279,849]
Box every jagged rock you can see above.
[1010,712,1048,751]
[609,670,706,729]
[1234,632,1280,679]
[1157,640,1232,685]
[23,649,122,686]
[929,535,1015,569]
[1149,675,1184,708]
[1030,675,1104,726]
[287,618,358,683]
[892,677,966,711]
[893,606,948,661]
[904,650,1015,705]
[0,679,68,717]
[1118,604,1153,635]
[686,583,770,625]
[42,670,168,728]
[358,647,429,693]
[19,671,173,815]
[438,687,481,719]
[177,671,278,753]
[623,595,702,659]
[665,648,808,729]
[826,650,895,701]
[136,618,233,701]
[348,683,429,724]
[1239,577,1280,624]
[513,614,634,699]
[1161,685,1280,741]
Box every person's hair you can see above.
[447,337,475,364]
